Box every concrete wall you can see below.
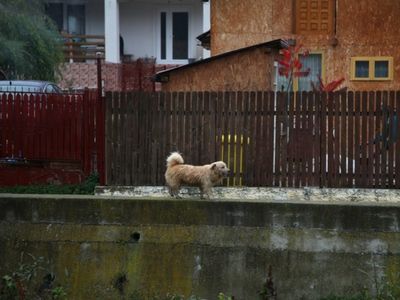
[210,0,400,90]
[1,194,400,299]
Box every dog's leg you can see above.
[199,186,205,199]
[169,185,181,198]
[200,184,211,200]
[168,186,174,197]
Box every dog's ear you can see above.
[211,163,216,169]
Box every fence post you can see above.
[319,92,327,188]
[138,59,143,91]
[97,55,103,99]
[152,62,156,92]
[96,91,106,185]
[82,89,90,175]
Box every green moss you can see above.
[320,292,371,300]
[380,257,400,299]
[125,243,194,298]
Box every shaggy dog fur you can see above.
[165,152,230,199]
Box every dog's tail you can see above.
[166,152,184,168]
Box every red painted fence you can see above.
[0,90,105,186]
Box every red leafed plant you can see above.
[278,43,311,92]
[311,76,345,92]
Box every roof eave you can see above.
[155,39,288,82]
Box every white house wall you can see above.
[119,2,157,60]
[82,0,204,63]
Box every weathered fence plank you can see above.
[396,91,400,189]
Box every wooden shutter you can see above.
[295,0,334,34]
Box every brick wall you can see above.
[58,62,121,92]
[58,62,98,91]
[57,59,171,92]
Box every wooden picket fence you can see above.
[0,90,105,184]
[106,90,400,188]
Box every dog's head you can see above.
[211,161,230,178]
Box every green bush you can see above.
[0,173,99,195]
[0,253,67,300]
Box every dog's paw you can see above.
[200,194,211,200]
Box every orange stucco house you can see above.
[156,0,400,92]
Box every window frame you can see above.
[156,6,192,65]
[350,57,393,81]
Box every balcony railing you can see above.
[62,33,105,62]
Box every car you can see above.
[0,80,63,93]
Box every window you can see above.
[295,0,334,34]
[172,12,189,60]
[45,84,61,93]
[160,12,167,60]
[159,10,190,63]
[44,3,86,35]
[355,61,369,78]
[351,57,393,80]
[299,53,322,91]
[45,3,63,31]
[67,5,85,35]
[277,52,323,92]
[375,61,389,78]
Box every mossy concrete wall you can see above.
[1,194,400,299]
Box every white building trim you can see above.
[104,0,120,63]
[202,0,210,59]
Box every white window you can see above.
[158,8,191,64]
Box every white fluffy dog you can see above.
[165,152,230,199]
